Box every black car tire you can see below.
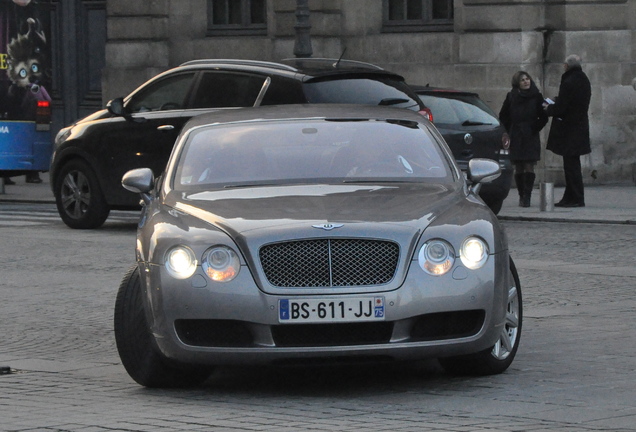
[54,159,110,229]
[483,197,503,215]
[114,265,212,388]
[439,257,522,376]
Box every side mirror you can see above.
[467,158,500,195]
[108,97,146,123]
[467,158,501,184]
[107,97,126,116]
[122,168,155,205]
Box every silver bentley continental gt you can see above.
[114,104,522,387]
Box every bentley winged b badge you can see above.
[312,223,344,231]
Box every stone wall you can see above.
[103,0,636,185]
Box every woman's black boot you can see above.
[514,173,524,207]
[521,173,536,208]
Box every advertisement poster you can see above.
[1,0,52,121]
[1,0,52,177]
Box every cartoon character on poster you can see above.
[1,0,51,120]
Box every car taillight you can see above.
[501,132,510,150]
[35,100,51,131]
[419,107,434,123]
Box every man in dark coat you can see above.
[544,54,591,207]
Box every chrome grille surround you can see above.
[259,239,399,288]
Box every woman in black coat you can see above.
[499,71,549,207]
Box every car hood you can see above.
[74,108,111,125]
[154,182,494,295]
[168,183,462,237]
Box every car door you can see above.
[97,70,269,206]
[97,72,196,205]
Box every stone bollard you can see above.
[540,182,554,212]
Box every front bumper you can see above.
[138,253,509,366]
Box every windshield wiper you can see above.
[223,183,278,189]
[462,120,492,126]
[341,179,405,184]
[379,98,409,106]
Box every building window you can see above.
[383,0,453,32]
[207,0,267,36]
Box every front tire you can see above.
[114,265,212,388]
[485,198,503,215]
[440,257,522,375]
[54,159,110,229]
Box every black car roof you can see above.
[180,59,298,72]
[178,58,405,81]
[183,103,429,130]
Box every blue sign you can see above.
[0,120,51,170]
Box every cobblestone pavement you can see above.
[0,206,635,431]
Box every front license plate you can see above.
[278,297,385,323]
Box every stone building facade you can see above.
[104,0,636,185]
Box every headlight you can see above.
[418,239,455,276]
[202,245,240,282]
[460,237,489,270]
[165,246,197,279]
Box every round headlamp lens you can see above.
[418,240,455,276]
[202,246,240,282]
[460,237,488,270]
[165,246,197,279]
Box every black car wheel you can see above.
[482,196,503,215]
[439,257,522,375]
[54,159,110,229]
[114,265,212,388]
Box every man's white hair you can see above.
[565,54,582,68]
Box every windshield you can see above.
[172,119,452,191]
[302,78,422,111]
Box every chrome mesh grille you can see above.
[259,239,399,288]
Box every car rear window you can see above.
[173,119,452,190]
[418,94,500,126]
[302,77,422,111]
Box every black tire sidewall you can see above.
[477,257,523,374]
[54,159,110,229]
[440,257,522,375]
[113,265,210,388]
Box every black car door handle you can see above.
[157,125,175,131]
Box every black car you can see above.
[50,58,427,229]
[411,85,512,214]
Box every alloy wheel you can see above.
[60,170,91,219]
[491,285,520,360]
